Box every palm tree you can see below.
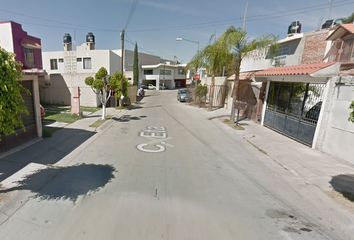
[220,26,278,123]
[337,12,354,24]
[187,38,232,111]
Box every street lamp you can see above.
[176,38,200,87]
[176,38,199,53]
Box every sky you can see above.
[1,0,354,64]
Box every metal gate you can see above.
[0,80,37,153]
[264,82,326,146]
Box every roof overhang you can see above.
[255,62,340,83]
[22,69,46,75]
[21,38,41,49]
[327,23,354,41]
[142,63,182,69]
[278,33,303,44]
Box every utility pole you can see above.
[120,29,125,107]
[243,0,249,30]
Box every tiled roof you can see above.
[327,23,354,40]
[227,71,257,81]
[21,38,41,49]
[341,23,354,34]
[255,62,336,76]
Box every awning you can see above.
[255,62,340,83]
[21,38,41,49]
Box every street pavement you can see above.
[1,90,354,239]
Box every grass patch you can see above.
[116,105,126,110]
[223,118,230,123]
[340,191,354,202]
[80,106,101,112]
[234,125,245,130]
[89,115,113,128]
[44,113,82,123]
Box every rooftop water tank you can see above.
[86,32,95,43]
[322,20,335,29]
[63,33,72,44]
[288,21,302,34]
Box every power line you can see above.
[127,0,354,33]
[124,0,140,30]
[125,34,156,56]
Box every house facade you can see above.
[141,62,187,90]
[0,21,43,153]
[41,34,184,107]
[250,23,354,163]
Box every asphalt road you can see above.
[0,90,347,239]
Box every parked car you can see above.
[177,88,188,102]
[148,84,156,90]
[160,85,168,90]
[140,85,148,90]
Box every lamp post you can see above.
[176,38,199,53]
[176,38,200,87]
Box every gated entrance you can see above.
[264,82,326,146]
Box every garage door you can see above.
[0,81,37,153]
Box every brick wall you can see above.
[301,31,329,64]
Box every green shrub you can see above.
[92,79,105,90]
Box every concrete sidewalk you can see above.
[0,107,128,185]
[203,107,354,195]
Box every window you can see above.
[50,59,58,70]
[59,58,64,63]
[273,44,289,66]
[24,48,35,67]
[77,58,82,62]
[178,69,185,75]
[144,69,153,75]
[160,69,171,75]
[83,58,91,69]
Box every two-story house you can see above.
[41,34,183,107]
[0,21,44,153]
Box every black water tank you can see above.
[63,33,72,44]
[86,32,95,43]
[322,20,335,29]
[288,21,302,34]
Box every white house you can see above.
[141,62,187,90]
[41,32,184,107]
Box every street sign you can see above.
[194,75,200,80]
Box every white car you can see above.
[148,84,156,90]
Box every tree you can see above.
[0,47,30,136]
[187,37,232,111]
[349,99,354,123]
[109,71,130,100]
[85,67,128,120]
[133,42,139,86]
[220,26,278,122]
[337,12,354,24]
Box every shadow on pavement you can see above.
[0,163,115,203]
[330,174,354,202]
[0,128,96,183]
